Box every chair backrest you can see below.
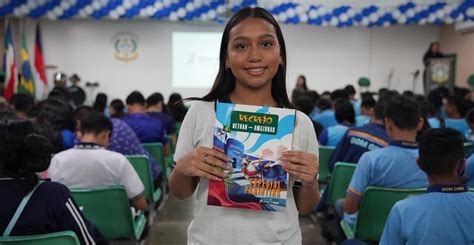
[328,162,357,206]
[71,186,137,240]
[464,142,473,157]
[319,146,335,182]
[126,155,154,202]
[167,135,176,154]
[142,143,166,170]
[175,122,182,137]
[0,231,79,245]
[355,186,425,241]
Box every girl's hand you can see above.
[175,146,233,181]
[280,151,319,188]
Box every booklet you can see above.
[207,102,296,211]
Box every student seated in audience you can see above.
[312,98,337,128]
[426,89,444,128]
[464,108,474,142]
[167,93,188,123]
[344,85,361,116]
[293,95,324,139]
[0,117,106,244]
[92,93,108,115]
[122,91,169,149]
[146,92,176,137]
[49,111,147,211]
[319,99,355,146]
[355,97,375,126]
[9,93,35,118]
[381,128,474,244]
[109,99,126,118]
[341,95,427,225]
[444,95,469,135]
[75,106,162,186]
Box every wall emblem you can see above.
[112,32,139,63]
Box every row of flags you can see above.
[3,22,48,101]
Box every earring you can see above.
[225,64,230,70]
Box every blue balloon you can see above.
[354,14,363,22]
[315,17,323,25]
[323,14,331,21]
[451,10,459,18]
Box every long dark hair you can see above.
[200,7,292,108]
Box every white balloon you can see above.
[20,5,29,15]
[27,1,37,9]
[419,19,427,25]
[154,2,163,10]
[392,10,401,18]
[109,10,119,19]
[116,6,126,15]
[47,11,57,20]
[92,1,101,10]
[456,14,465,22]
[322,21,328,27]
[339,13,348,22]
[347,8,356,17]
[145,6,154,16]
[185,2,195,12]
[436,10,445,18]
[177,8,186,18]
[406,9,415,18]
[466,7,474,17]
[299,14,308,23]
[169,12,178,21]
[309,9,318,19]
[428,14,436,23]
[139,9,147,17]
[61,2,71,10]
[398,15,407,24]
[38,0,46,5]
[194,0,202,8]
[84,5,93,14]
[207,9,216,19]
[369,12,378,22]
[414,5,423,13]
[99,0,108,6]
[330,17,338,26]
[445,17,454,24]
[295,5,304,15]
[361,17,369,26]
[131,0,140,5]
[123,1,132,9]
[54,6,63,16]
[13,8,21,17]
[383,21,390,27]
[200,13,208,21]
[317,7,326,15]
[286,8,296,18]
[444,5,453,15]
[163,0,171,7]
[278,12,287,22]
[217,5,226,14]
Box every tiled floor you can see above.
[145,194,327,244]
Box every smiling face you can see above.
[226,17,282,92]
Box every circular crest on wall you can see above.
[112,32,139,63]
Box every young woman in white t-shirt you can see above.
[169,7,320,244]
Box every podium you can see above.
[425,54,456,94]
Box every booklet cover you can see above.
[207,102,296,211]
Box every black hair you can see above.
[438,86,450,98]
[402,90,415,98]
[466,108,474,124]
[330,89,349,101]
[36,98,74,131]
[110,99,126,118]
[373,93,392,120]
[344,85,356,96]
[361,97,376,109]
[80,110,113,136]
[334,99,355,124]
[316,98,332,111]
[126,91,145,106]
[307,90,320,104]
[293,95,314,115]
[168,93,188,122]
[146,92,164,107]
[10,93,35,115]
[200,7,292,108]
[418,128,464,176]
[384,95,420,130]
[92,93,108,113]
[0,107,16,120]
[48,87,68,101]
[296,75,307,90]
[0,118,52,195]
[446,95,467,117]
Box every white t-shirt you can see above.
[174,101,319,245]
[49,144,144,200]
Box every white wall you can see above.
[28,19,438,102]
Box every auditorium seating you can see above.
[0,231,79,245]
[327,162,357,206]
[127,155,163,205]
[318,146,335,184]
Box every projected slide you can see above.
[172,32,222,88]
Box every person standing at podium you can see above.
[423,42,444,93]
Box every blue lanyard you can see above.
[427,184,468,193]
[389,140,417,149]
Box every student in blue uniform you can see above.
[319,99,355,146]
[355,97,375,126]
[312,98,337,128]
[464,108,474,142]
[341,95,428,225]
[444,95,469,135]
[381,128,474,245]
[0,117,106,244]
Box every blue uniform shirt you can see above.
[328,123,389,172]
[464,155,474,188]
[312,109,337,129]
[444,118,469,135]
[319,124,350,146]
[428,117,441,128]
[352,99,361,116]
[381,184,474,245]
[121,113,168,144]
[347,141,428,200]
[147,112,176,134]
[355,115,370,127]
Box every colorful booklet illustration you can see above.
[207,102,296,211]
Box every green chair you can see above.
[327,162,357,206]
[340,186,425,242]
[464,142,473,157]
[142,143,171,178]
[175,122,182,137]
[71,186,146,240]
[127,155,162,203]
[319,146,335,183]
[0,231,79,245]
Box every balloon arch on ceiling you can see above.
[1,0,473,27]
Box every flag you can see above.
[33,24,47,99]
[17,28,35,96]
[3,22,18,101]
